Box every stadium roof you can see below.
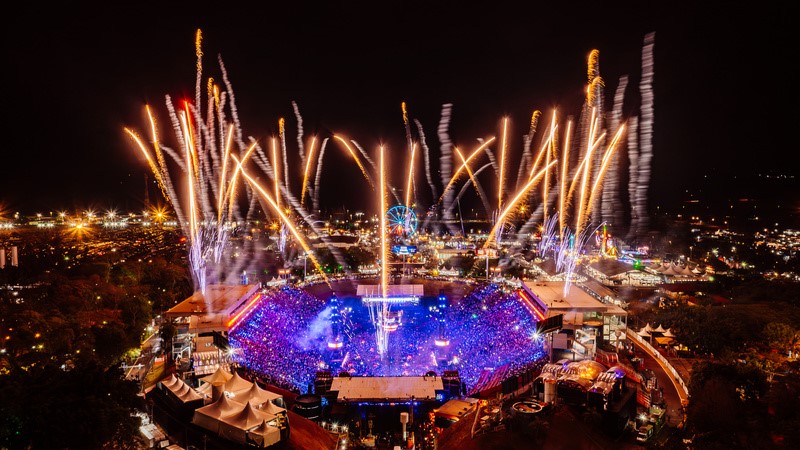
[524,281,626,315]
[166,284,260,318]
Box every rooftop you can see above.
[524,281,626,315]
[166,284,260,318]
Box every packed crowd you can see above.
[229,282,546,393]
[228,286,328,393]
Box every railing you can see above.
[627,329,690,402]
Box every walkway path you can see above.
[628,331,688,427]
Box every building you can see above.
[165,284,262,376]
[166,284,261,334]
[522,281,627,359]
[584,259,662,286]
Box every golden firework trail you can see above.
[405,142,416,208]
[567,113,605,201]
[333,135,374,187]
[379,146,388,299]
[233,155,330,287]
[498,117,509,210]
[178,105,200,243]
[271,137,280,210]
[528,120,556,180]
[217,124,234,223]
[586,124,626,218]
[484,160,557,248]
[226,141,258,222]
[301,135,317,206]
[574,110,602,231]
[146,105,170,192]
[542,111,557,225]
[454,148,489,211]
[559,121,573,238]
[438,137,496,204]
[124,128,165,197]
[278,117,290,194]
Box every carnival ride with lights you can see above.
[386,205,418,238]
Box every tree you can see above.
[763,322,798,356]
[0,360,144,449]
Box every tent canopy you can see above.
[224,371,254,393]
[201,366,233,386]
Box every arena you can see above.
[227,279,547,396]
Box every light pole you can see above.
[303,251,309,281]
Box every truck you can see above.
[636,406,666,443]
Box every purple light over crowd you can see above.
[229,283,546,393]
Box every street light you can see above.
[303,251,309,281]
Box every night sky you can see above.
[2,1,795,220]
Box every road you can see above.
[628,333,688,428]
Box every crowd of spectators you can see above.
[229,282,546,393]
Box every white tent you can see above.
[638,328,651,338]
[232,381,282,408]
[162,377,203,403]
[644,323,654,332]
[260,400,286,416]
[218,402,276,445]
[654,324,667,333]
[161,373,180,390]
[662,328,675,338]
[192,394,239,433]
[200,366,233,385]
[247,420,281,448]
[224,371,254,393]
[662,265,680,276]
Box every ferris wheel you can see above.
[386,205,418,237]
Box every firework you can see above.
[301,136,317,206]
[333,135,374,187]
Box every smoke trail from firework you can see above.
[454,148,491,215]
[635,32,655,238]
[413,118,438,202]
[351,139,376,170]
[515,110,541,190]
[602,76,628,227]
[333,135,374,187]
[554,225,596,297]
[484,160,557,248]
[313,137,329,212]
[437,104,459,235]
[301,136,317,206]
[452,162,494,216]
[292,101,306,161]
[626,115,640,240]
[438,137,495,206]
[586,125,626,220]
[279,118,290,195]
[216,124,234,223]
[538,214,560,257]
[234,155,329,286]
